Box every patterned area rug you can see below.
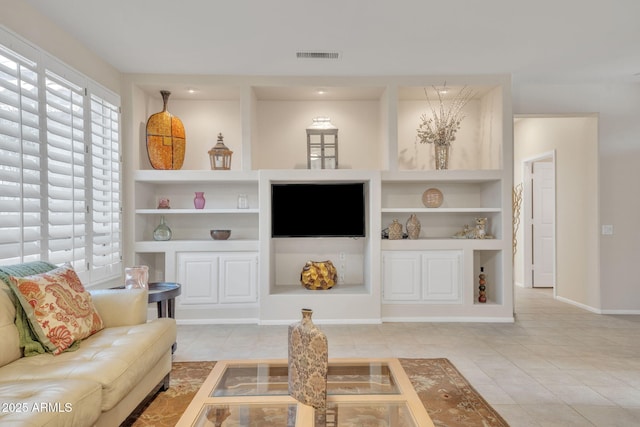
[123,359,508,427]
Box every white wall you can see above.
[514,117,599,309]
[1,0,121,93]
[254,100,382,170]
[513,81,640,312]
[4,2,640,312]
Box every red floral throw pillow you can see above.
[8,264,104,355]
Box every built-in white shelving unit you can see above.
[257,169,381,324]
[123,74,513,324]
[379,168,512,321]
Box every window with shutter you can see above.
[0,28,121,285]
[90,92,121,280]
[44,70,88,273]
[0,43,42,264]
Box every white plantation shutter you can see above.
[90,91,121,279]
[0,44,42,263]
[0,27,121,284]
[44,70,88,273]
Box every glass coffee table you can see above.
[176,358,434,427]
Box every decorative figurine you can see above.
[157,198,170,209]
[452,217,494,239]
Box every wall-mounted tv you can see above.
[271,182,366,238]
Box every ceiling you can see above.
[23,0,640,84]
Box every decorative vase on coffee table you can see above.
[288,308,328,411]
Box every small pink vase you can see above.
[194,192,205,209]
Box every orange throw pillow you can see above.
[8,264,104,355]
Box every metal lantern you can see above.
[208,133,233,170]
[306,117,338,169]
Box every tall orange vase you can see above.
[146,90,186,170]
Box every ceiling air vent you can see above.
[296,51,341,60]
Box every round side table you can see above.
[147,282,181,319]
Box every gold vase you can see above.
[434,144,450,170]
[300,260,337,290]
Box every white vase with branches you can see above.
[417,85,474,169]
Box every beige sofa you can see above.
[0,261,177,427]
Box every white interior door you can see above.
[532,161,556,287]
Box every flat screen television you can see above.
[271,182,366,238]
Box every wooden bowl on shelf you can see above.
[210,230,231,240]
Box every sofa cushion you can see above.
[8,264,104,355]
[0,317,176,412]
[0,379,102,427]
[90,288,148,328]
[0,261,59,359]
[0,282,21,367]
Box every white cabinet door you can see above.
[177,251,258,306]
[382,250,463,303]
[421,251,463,303]
[382,251,421,301]
[176,252,219,305]
[219,253,258,304]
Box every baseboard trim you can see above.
[554,295,640,315]
[381,316,515,323]
[175,316,519,325]
[555,295,601,313]
[600,308,640,315]
[259,318,383,326]
[176,318,259,325]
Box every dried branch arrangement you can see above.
[417,85,475,146]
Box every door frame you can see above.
[522,150,557,293]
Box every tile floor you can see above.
[173,287,640,426]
